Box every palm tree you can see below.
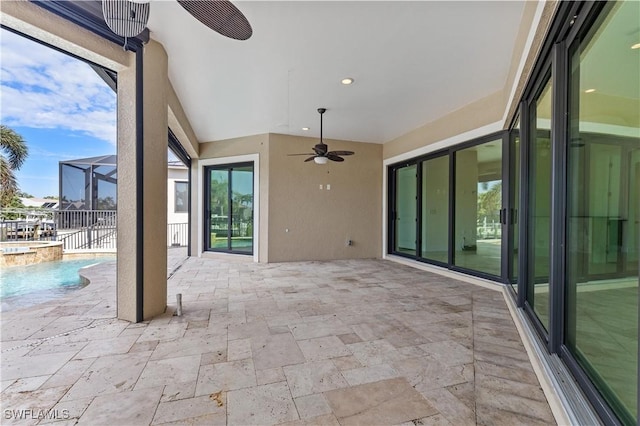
[1,125,29,207]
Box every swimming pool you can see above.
[0,257,115,299]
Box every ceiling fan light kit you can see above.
[288,108,355,164]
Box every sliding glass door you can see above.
[453,138,503,276]
[564,1,639,421]
[205,163,254,254]
[421,155,449,264]
[392,164,418,256]
[389,135,508,280]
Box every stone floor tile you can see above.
[283,360,348,398]
[397,413,454,426]
[200,349,227,365]
[152,393,226,425]
[256,367,286,386]
[445,381,476,413]
[227,381,298,425]
[1,380,15,392]
[161,380,196,402]
[137,323,188,343]
[228,338,252,361]
[289,318,352,340]
[347,339,404,366]
[474,360,539,386]
[228,319,269,340]
[150,333,226,361]
[73,334,138,359]
[135,354,200,390]
[293,393,332,419]
[27,340,88,357]
[2,376,50,393]
[1,351,77,382]
[475,386,554,423]
[61,352,151,401]
[252,332,306,371]
[130,339,160,353]
[276,413,341,426]
[341,363,399,386]
[475,404,552,426]
[324,377,437,425]
[419,387,476,426]
[419,340,474,366]
[330,355,363,371]
[195,358,257,396]
[0,385,70,424]
[39,397,93,424]
[394,356,470,391]
[77,385,163,425]
[336,333,362,345]
[297,336,352,362]
[0,257,557,426]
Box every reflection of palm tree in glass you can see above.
[478,182,501,239]
[209,178,228,216]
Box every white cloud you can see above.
[0,29,117,145]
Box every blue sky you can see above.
[1,28,116,198]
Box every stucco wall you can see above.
[267,134,382,262]
[198,133,382,263]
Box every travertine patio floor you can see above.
[1,255,556,425]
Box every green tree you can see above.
[478,182,502,222]
[1,125,29,207]
[0,195,26,220]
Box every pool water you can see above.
[0,257,115,299]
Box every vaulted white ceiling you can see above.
[147,1,527,144]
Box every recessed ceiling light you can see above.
[302,127,310,131]
[631,43,640,50]
[341,78,354,85]
[585,88,596,93]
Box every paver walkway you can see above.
[1,256,556,425]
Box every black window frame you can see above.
[203,162,254,255]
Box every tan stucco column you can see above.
[117,40,168,322]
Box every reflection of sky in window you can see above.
[62,164,85,202]
[97,179,116,201]
[477,180,500,194]
[233,171,253,198]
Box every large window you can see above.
[174,181,188,213]
[204,163,254,254]
[565,1,639,422]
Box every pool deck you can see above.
[0,249,556,425]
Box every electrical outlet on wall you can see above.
[326,184,331,190]
[319,184,323,190]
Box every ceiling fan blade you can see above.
[177,0,253,40]
[288,153,315,156]
[327,150,354,156]
[304,156,316,162]
[327,154,345,162]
